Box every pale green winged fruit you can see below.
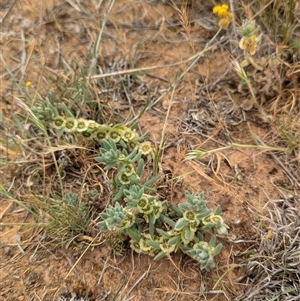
[139,141,152,155]
[76,118,89,132]
[64,117,78,132]
[128,139,140,151]
[93,127,108,142]
[81,130,94,140]
[130,239,143,254]
[52,116,66,130]
[121,128,136,142]
[118,172,131,185]
[107,128,121,143]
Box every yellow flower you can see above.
[213,4,232,28]
[213,4,229,17]
[25,81,31,87]
[213,5,220,14]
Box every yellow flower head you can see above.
[213,4,232,28]
[213,4,229,17]
[25,81,31,87]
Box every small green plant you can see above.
[47,115,229,271]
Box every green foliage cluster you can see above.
[48,115,228,271]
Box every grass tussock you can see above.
[236,199,300,300]
[0,0,300,300]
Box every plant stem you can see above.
[209,143,288,154]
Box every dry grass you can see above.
[0,0,299,300]
[236,198,300,300]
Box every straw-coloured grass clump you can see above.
[237,199,300,300]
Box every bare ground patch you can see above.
[1,1,299,300]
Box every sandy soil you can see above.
[1,1,299,300]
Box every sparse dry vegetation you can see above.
[1,0,299,300]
